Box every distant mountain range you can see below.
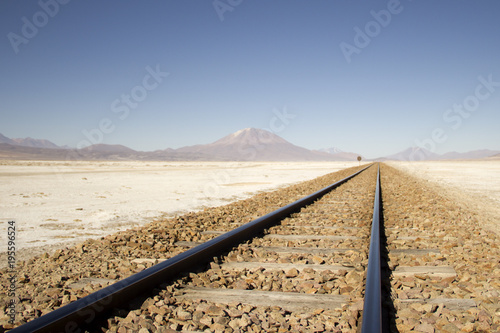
[0,129,498,161]
[172,128,355,161]
[0,133,66,149]
[379,147,500,161]
[0,128,359,161]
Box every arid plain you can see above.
[1,160,499,265]
[0,160,360,263]
[387,160,500,235]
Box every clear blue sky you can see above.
[1,0,499,158]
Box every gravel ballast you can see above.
[0,165,371,332]
[1,163,498,332]
[381,164,499,332]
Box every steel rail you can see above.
[361,164,382,333]
[10,164,373,333]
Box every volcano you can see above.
[175,128,340,161]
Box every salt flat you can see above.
[0,160,359,258]
[387,160,500,234]
[4,160,496,263]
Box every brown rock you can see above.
[439,323,460,333]
[477,309,492,324]
[214,316,229,325]
[206,305,225,316]
[399,308,421,320]
[148,305,166,316]
[227,308,244,318]
[340,286,354,294]
[199,315,213,326]
[312,256,325,264]
[285,268,299,278]
[414,323,434,333]
[176,309,192,321]
[461,322,474,333]
[154,314,163,324]
[210,323,226,332]
[233,280,249,290]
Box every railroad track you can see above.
[379,165,493,332]
[4,163,497,332]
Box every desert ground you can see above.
[0,160,360,261]
[387,160,500,235]
[1,160,498,264]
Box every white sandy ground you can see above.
[387,160,500,235]
[0,161,361,261]
[2,160,498,264]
